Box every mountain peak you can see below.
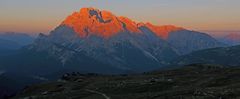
[80,7,99,12]
[79,7,116,23]
[62,7,125,38]
[61,7,184,39]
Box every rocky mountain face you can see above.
[59,7,224,54]
[139,23,184,39]
[28,8,179,73]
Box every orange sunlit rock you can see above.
[143,23,184,39]
[62,7,124,38]
[62,7,183,39]
[118,16,142,33]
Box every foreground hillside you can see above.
[13,64,240,99]
[173,45,240,66]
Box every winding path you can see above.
[85,89,111,99]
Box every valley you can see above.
[12,64,240,99]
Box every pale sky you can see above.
[0,0,239,36]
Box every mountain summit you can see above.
[62,7,182,38]
[62,8,142,38]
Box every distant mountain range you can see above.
[220,33,240,46]
[0,32,34,50]
[0,7,225,75]
[0,39,21,50]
